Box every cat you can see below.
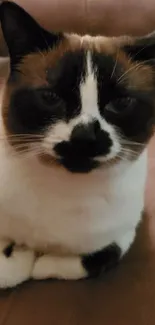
[0,1,154,288]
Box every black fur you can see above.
[1,2,155,173]
[124,35,155,62]
[54,122,112,172]
[92,52,125,105]
[82,244,121,277]
[8,87,65,134]
[47,50,87,121]
[60,156,99,173]
[0,2,63,67]
[103,91,155,144]
[3,243,14,258]
[55,123,112,157]
[92,53,155,144]
[8,50,87,135]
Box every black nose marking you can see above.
[54,120,112,172]
[54,121,112,159]
[69,121,112,157]
[71,121,101,143]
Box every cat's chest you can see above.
[0,176,126,252]
[0,153,146,253]
[0,162,116,225]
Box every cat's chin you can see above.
[37,153,100,173]
[37,153,121,173]
[59,157,100,173]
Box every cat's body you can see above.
[0,2,154,287]
[0,129,146,253]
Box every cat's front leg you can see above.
[32,254,88,280]
[32,246,121,280]
[0,240,35,288]
[82,229,136,277]
[32,244,122,280]
[32,229,136,281]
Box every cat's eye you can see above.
[105,97,137,115]
[41,89,60,106]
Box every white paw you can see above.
[0,240,35,288]
[32,255,87,280]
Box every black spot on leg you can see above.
[82,243,121,277]
[3,243,15,258]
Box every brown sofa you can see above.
[0,1,155,324]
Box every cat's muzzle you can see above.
[54,121,112,173]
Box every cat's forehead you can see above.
[18,34,125,76]
[14,34,153,92]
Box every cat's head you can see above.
[1,2,155,173]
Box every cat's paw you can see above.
[0,240,35,288]
[32,254,87,280]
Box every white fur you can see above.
[44,54,120,161]
[0,240,34,288]
[32,255,87,280]
[0,139,147,286]
[0,57,148,286]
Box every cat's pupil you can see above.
[114,97,133,111]
[42,90,59,104]
[123,97,134,108]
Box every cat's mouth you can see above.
[52,139,111,173]
[38,153,100,173]
[40,140,119,173]
[39,150,122,172]
[59,156,100,173]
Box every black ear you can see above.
[124,33,155,62]
[0,2,63,65]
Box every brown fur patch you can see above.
[13,34,154,93]
[2,34,155,160]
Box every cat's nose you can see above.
[71,121,101,143]
[54,119,112,172]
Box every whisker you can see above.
[121,151,138,158]
[115,154,130,161]
[0,134,44,139]
[0,136,44,144]
[41,33,51,52]
[117,62,142,84]
[37,49,46,61]
[121,140,145,147]
[8,139,42,144]
[45,139,61,144]
[121,146,138,151]
[121,148,137,154]
[110,50,119,80]
[13,68,26,77]
[9,143,40,152]
[131,43,154,60]
[10,145,42,159]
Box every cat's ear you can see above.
[123,32,155,62]
[0,2,63,65]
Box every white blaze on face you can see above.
[43,51,121,161]
[80,51,99,119]
[79,52,121,160]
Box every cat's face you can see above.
[1,2,155,172]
